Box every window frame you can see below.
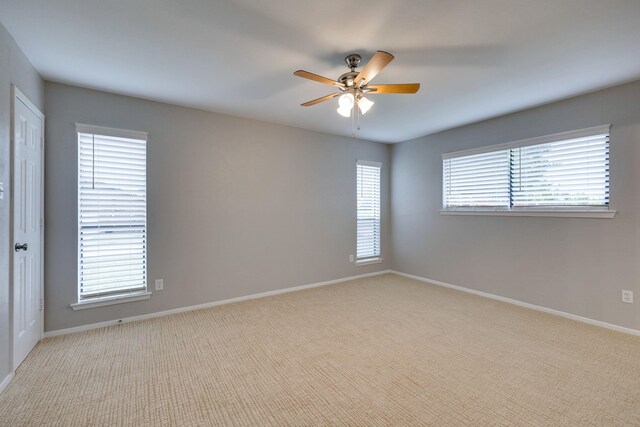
[71,124,151,310]
[356,160,382,265]
[441,125,615,218]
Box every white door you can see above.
[12,88,44,370]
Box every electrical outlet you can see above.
[622,290,633,304]
[155,279,164,291]
[349,254,354,263]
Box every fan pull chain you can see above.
[351,105,356,138]
[351,103,361,138]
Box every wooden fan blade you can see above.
[294,70,343,87]
[367,83,420,94]
[301,93,341,107]
[354,51,395,85]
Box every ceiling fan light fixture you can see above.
[338,93,354,109]
[357,96,374,115]
[294,51,420,133]
[337,105,352,118]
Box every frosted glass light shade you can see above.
[337,105,352,117]
[358,96,374,114]
[338,93,355,109]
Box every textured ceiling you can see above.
[2,0,640,142]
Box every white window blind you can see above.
[357,161,381,260]
[443,150,511,208]
[78,126,147,301]
[510,133,609,207]
[443,126,610,210]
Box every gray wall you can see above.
[391,80,640,331]
[44,82,391,332]
[0,25,44,380]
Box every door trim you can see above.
[10,85,45,371]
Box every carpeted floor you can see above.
[1,273,639,426]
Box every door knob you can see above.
[14,243,28,252]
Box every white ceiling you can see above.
[2,0,640,143]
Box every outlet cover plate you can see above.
[155,279,164,291]
[622,290,633,304]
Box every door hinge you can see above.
[40,218,44,229]
[39,299,44,311]
[41,137,44,149]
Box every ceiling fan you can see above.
[294,51,420,118]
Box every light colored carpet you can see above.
[1,273,640,426]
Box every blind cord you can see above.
[92,134,95,190]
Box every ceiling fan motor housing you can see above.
[339,54,363,88]
[338,71,360,88]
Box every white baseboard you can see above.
[45,270,392,338]
[390,270,640,336]
[0,372,13,395]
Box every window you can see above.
[357,161,381,263]
[76,124,148,307]
[443,149,511,208]
[442,126,613,217]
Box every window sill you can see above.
[440,209,616,218]
[71,291,151,311]
[355,257,383,266]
